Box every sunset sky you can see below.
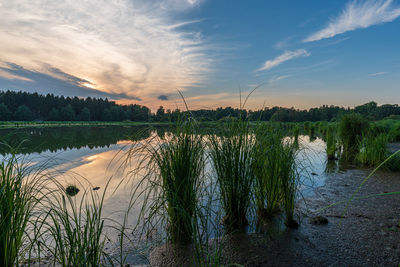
[1,0,400,111]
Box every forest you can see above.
[0,90,399,122]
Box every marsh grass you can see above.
[293,124,300,148]
[32,177,111,266]
[0,148,49,267]
[208,118,255,234]
[252,126,284,220]
[338,113,369,161]
[325,126,338,160]
[358,133,389,168]
[279,140,299,228]
[131,118,206,246]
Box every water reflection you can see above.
[0,127,340,243]
[0,126,159,154]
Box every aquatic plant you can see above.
[132,118,206,245]
[208,118,255,233]
[252,127,284,220]
[358,133,389,168]
[36,186,108,267]
[325,126,338,160]
[338,113,369,160]
[279,139,299,228]
[0,153,45,267]
[293,124,300,148]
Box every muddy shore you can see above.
[148,168,400,266]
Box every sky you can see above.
[0,0,400,111]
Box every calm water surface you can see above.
[0,126,333,241]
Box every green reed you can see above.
[0,151,48,267]
[358,133,389,168]
[132,118,206,245]
[252,126,284,220]
[326,126,338,160]
[338,113,369,161]
[36,184,108,267]
[208,118,255,234]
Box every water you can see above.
[0,126,333,252]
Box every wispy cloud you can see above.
[369,71,387,76]
[0,0,211,103]
[304,0,400,42]
[268,75,290,85]
[257,49,310,72]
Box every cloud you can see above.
[158,94,169,100]
[0,0,211,102]
[304,0,400,42]
[268,75,290,85]
[369,71,386,76]
[257,49,310,72]
[0,63,140,100]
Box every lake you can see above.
[0,125,334,254]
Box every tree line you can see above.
[0,90,399,122]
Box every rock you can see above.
[309,216,328,225]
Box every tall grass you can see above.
[0,152,47,267]
[208,118,254,233]
[132,119,206,245]
[279,140,299,228]
[252,127,284,220]
[325,126,338,160]
[358,133,389,167]
[293,124,300,148]
[36,186,108,267]
[338,113,369,161]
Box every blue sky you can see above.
[0,0,399,110]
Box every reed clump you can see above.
[358,133,389,168]
[0,152,48,267]
[252,127,283,220]
[338,113,369,161]
[36,187,107,267]
[208,118,255,234]
[325,126,338,160]
[133,119,206,245]
[252,125,300,227]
